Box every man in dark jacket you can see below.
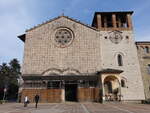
[34,94,40,108]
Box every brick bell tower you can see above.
[92,11,133,31]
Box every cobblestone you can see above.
[0,102,150,113]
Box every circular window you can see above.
[54,28,73,47]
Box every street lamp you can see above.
[17,75,24,102]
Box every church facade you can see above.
[18,11,146,103]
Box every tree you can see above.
[9,59,21,76]
[0,63,10,99]
[0,58,21,101]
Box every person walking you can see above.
[34,94,40,108]
[24,96,29,107]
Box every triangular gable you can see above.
[26,15,98,32]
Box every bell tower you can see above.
[91,11,145,101]
[92,11,133,31]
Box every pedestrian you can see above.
[34,94,40,108]
[24,96,29,107]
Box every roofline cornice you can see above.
[26,15,99,32]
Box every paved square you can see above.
[0,102,150,113]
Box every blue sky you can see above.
[0,0,150,64]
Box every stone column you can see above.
[112,14,117,28]
[100,74,105,102]
[104,16,107,28]
[61,81,65,102]
[118,17,121,28]
[117,78,122,101]
[97,14,102,29]
[119,82,122,101]
[61,89,65,102]
[127,14,133,29]
[102,81,105,102]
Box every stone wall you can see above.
[22,16,101,75]
[99,31,145,101]
[136,43,150,99]
[21,16,145,102]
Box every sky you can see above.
[0,0,150,64]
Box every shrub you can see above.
[0,100,5,104]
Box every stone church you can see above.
[18,11,148,103]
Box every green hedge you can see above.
[0,100,6,104]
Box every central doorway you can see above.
[65,83,77,101]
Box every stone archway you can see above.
[104,76,120,101]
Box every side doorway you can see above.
[104,76,120,101]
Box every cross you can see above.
[62,9,65,16]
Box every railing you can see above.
[105,94,122,101]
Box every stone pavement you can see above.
[0,102,150,113]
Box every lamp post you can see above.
[17,75,24,103]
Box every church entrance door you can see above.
[65,83,77,101]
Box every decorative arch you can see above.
[41,68,81,76]
[121,76,127,82]
[41,68,63,76]
[102,75,121,84]
[104,76,120,85]
[114,52,125,58]
[62,68,81,75]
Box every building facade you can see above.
[18,11,146,103]
[136,42,150,100]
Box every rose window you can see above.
[55,29,73,47]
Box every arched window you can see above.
[118,54,123,66]
[145,46,149,53]
[121,80,126,87]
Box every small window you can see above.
[121,80,126,87]
[126,36,129,39]
[148,64,150,74]
[145,46,149,53]
[118,54,123,66]
[104,36,107,39]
